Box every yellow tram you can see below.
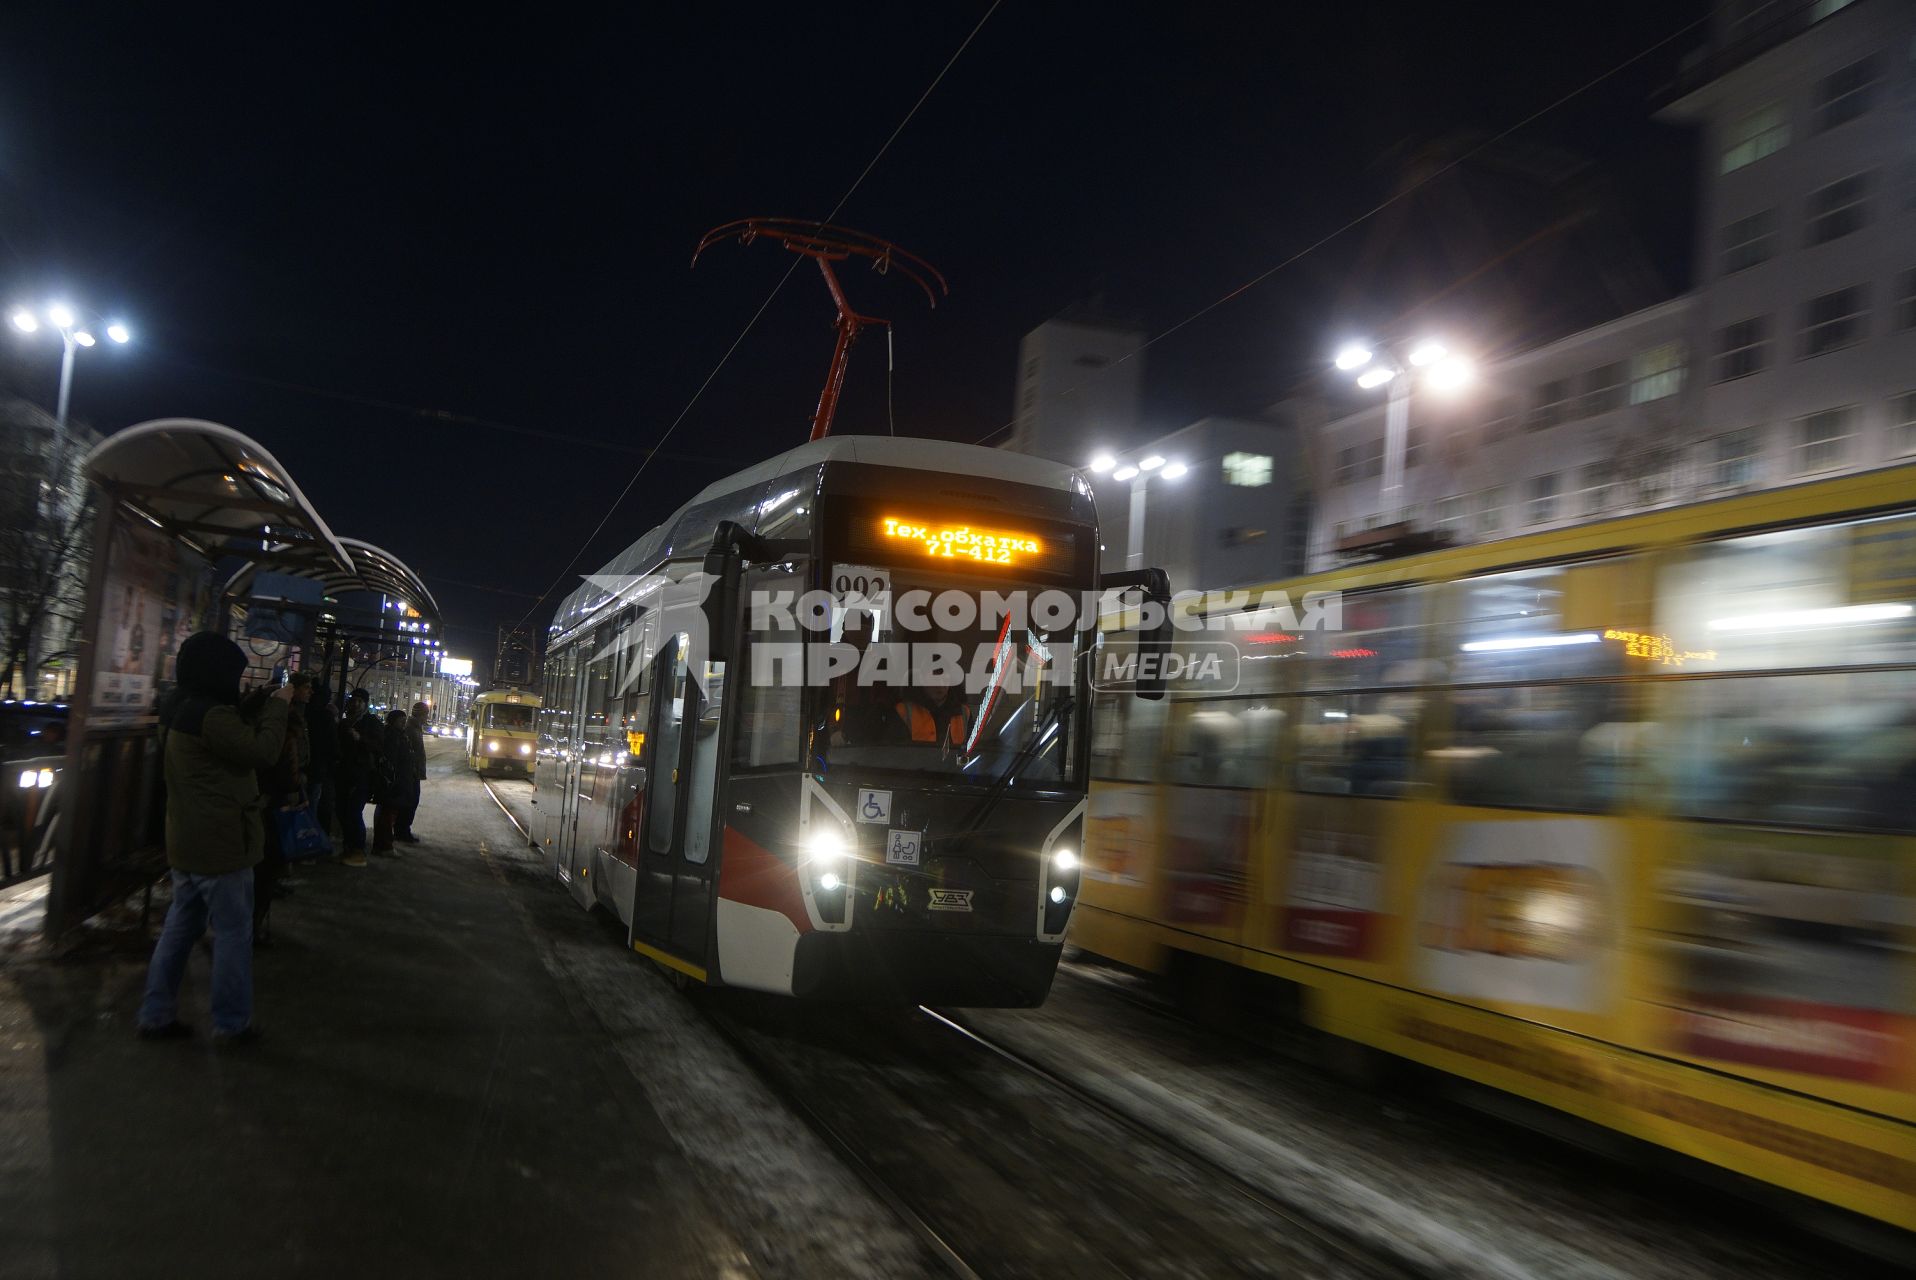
[1077,463,1916,1231]
[467,688,541,778]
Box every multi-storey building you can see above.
[1005,304,1147,466]
[1308,0,1915,568]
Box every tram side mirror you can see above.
[1099,567,1172,702]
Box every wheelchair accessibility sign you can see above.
[856,789,892,823]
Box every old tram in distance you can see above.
[467,688,541,778]
[534,436,1164,1006]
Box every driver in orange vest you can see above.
[895,681,968,751]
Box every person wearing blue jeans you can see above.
[136,632,293,1045]
[138,869,256,1036]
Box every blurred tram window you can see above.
[1662,671,1916,833]
[1429,563,1642,813]
[1291,586,1432,798]
[1166,698,1282,790]
[1091,688,1164,782]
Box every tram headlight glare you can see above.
[519,743,532,756]
[819,872,842,892]
[1049,885,1067,905]
[486,740,500,753]
[805,828,847,864]
[1052,848,1077,873]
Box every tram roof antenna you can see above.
[693,218,948,443]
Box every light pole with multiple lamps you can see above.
[1088,448,1187,570]
[1332,337,1472,521]
[9,302,132,431]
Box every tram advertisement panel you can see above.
[1084,782,1151,888]
[1655,827,1912,1085]
[1279,796,1385,959]
[1161,785,1253,927]
[89,520,214,726]
[1414,819,1618,1014]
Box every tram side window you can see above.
[733,570,802,770]
[1660,671,1916,832]
[1293,692,1425,797]
[1164,698,1282,789]
[1091,688,1164,782]
[1432,563,1640,813]
[1300,585,1435,690]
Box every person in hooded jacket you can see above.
[136,632,294,1045]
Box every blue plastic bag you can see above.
[276,805,332,860]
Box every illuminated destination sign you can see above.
[881,517,1042,566]
[1604,628,1716,667]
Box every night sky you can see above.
[0,1,1704,670]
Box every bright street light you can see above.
[1138,454,1165,471]
[46,303,74,329]
[1111,464,1139,482]
[1355,366,1395,390]
[10,309,37,333]
[1425,355,1474,393]
[1161,461,1188,480]
[1089,453,1115,473]
[9,297,134,429]
[73,331,95,347]
[1334,344,1372,372]
[1408,340,1445,367]
[106,323,129,344]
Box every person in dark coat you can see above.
[305,679,339,848]
[336,687,380,867]
[371,708,410,857]
[394,701,428,842]
[240,676,307,941]
[136,633,293,1044]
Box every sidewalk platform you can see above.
[0,745,756,1278]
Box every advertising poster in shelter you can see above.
[88,519,215,726]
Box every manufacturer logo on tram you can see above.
[927,888,974,912]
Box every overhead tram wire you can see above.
[506,0,1007,639]
[971,7,1714,448]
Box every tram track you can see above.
[694,990,1421,1280]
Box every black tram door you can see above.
[632,625,727,970]
[555,644,589,881]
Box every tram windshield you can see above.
[813,586,1084,786]
[483,703,536,731]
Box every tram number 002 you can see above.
[831,566,891,599]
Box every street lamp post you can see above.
[1088,449,1188,570]
[1334,338,1472,524]
[9,303,132,431]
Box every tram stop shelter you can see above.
[42,418,441,941]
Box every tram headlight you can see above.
[1052,848,1077,873]
[519,743,532,756]
[805,828,847,865]
[1049,885,1067,904]
[486,740,500,754]
[819,871,843,892]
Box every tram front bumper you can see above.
[789,929,1063,1008]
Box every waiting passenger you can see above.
[136,632,293,1046]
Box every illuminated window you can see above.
[1812,56,1877,134]
[1629,343,1684,403]
[1713,316,1769,382]
[1527,378,1573,430]
[1720,102,1788,173]
[1709,427,1764,489]
[1720,209,1776,275]
[1794,406,1856,473]
[1579,363,1626,416]
[1891,391,1916,457]
[1800,286,1867,357]
[1805,172,1872,246]
[1221,451,1272,486]
[1525,472,1560,525]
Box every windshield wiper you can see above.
[958,693,1073,835]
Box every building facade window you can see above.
[1719,209,1777,276]
[1435,495,1469,532]
[1478,487,1505,535]
[1404,426,1426,468]
[1794,407,1856,473]
[1713,316,1770,382]
[1720,102,1789,173]
[1629,342,1684,403]
[1812,56,1878,134]
[1577,462,1614,516]
[1805,172,1871,245]
[1525,473,1560,525]
[1800,286,1867,357]
[1221,451,1272,487]
[1333,440,1382,486]
[1579,362,1626,416]
[1527,378,1573,429]
[1890,392,1916,457]
[1709,427,1764,489]
[1483,400,1517,442]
